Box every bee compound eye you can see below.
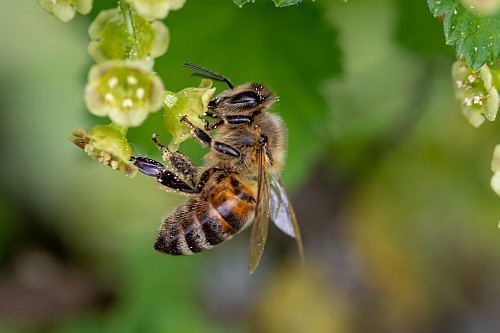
[230,91,260,105]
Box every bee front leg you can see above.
[180,116,240,157]
[204,115,253,131]
[131,156,200,194]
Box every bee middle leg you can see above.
[181,116,240,157]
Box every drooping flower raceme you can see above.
[39,0,216,176]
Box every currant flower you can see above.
[126,0,186,21]
[70,124,137,176]
[491,144,500,196]
[85,61,164,127]
[452,60,499,127]
[460,0,500,16]
[88,8,169,63]
[163,79,216,151]
[37,0,93,22]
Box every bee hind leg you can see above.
[151,134,198,187]
[129,157,164,177]
[131,156,200,194]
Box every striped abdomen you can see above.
[154,174,257,255]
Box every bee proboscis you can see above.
[132,62,304,273]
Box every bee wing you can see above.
[269,173,305,265]
[248,145,270,274]
[269,173,295,237]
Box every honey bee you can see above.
[131,63,304,273]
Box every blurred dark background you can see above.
[1,1,499,332]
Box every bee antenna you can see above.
[183,62,234,89]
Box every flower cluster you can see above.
[69,1,174,175]
[452,60,500,196]
[452,60,499,128]
[37,0,219,176]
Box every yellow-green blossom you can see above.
[126,0,186,20]
[163,79,216,151]
[70,124,137,176]
[460,0,500,16]
[452,60,499,127]
[37,0,93,22]
[85,61,164,127]
[491,144,500,196]
[88,8,169,63]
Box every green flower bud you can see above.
[37,0,93,22]
[88,8,169,63]
[126,0,186,20]
[163,79,216,151]
[85,61,164,127]
[70,124,137,176]
[452,60,499,127]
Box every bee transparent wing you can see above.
[269,173,305,265]
[269,173,294,237]
[248,145,270,274]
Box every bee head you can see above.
[182,63,277,116]
[209,83,277,116]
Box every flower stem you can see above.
[119,0,140,60]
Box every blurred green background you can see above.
[1,0,500,332]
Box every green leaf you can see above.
[273,0,303,7]
[232,0,303,7]
[395,0,454,56]
[233,0,254,8]
[428,0,500,70]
